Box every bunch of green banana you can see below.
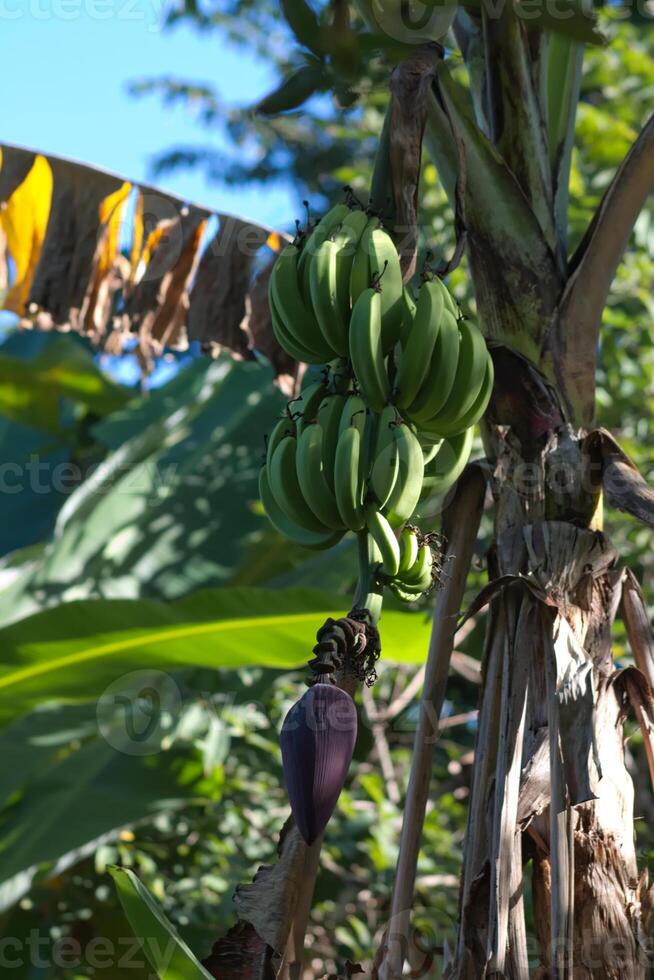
[261,389,379,545]
[270,199,407,373]
[395,276,494,440]
[366,519,436,602]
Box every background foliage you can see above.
[0,5,652,977]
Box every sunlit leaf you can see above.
[110,866,213,979]
[0,587,433,727]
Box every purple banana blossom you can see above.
[280,683,358,844]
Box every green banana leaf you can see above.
[0,330,133,559]
[0,729,206,913]
[109,866,213,980]
[0,587,433,728]
[0,332,132,436]
[0,355,287,624]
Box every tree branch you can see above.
[551,114,654,425]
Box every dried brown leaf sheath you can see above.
[0,143,290,378]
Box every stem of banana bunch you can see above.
[353,530,384,626]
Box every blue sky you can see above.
[0,5,296,229]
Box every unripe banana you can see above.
[400,286,417,342]
[310,240,349,357]
[422,317,488,435]
[268,436,328,533]
[310,209,372,356]
[365,505,400,577]
[421,439,444,465]
[383,422,425,527]
[270,289,324,365]
[266,414,296,472]
[296,379,328,434]
[338,392,368,439]
[395,279,445,410]
[296,423,345,530]
[334,424,366,531]
[259,467,343,550]
[270,245,334,362]
[407,308,460,423]
[317,392,347,491]
[349,288,390,413]
[388,581,425,603]
[298,202,350,301]
[368,227,404,351]
[425,355,494,438]
[402,542,432,588]
[333,208,370,257]
[398,526,419,574]
[349,217,380,307]
[370,436,400,510]
[436,277,458,319]
[421,426,474,497]
[372,404,400,459]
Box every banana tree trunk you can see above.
[450,377,646,977]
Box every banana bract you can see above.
[281,684,358,845]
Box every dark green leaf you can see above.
[109,866,213,979]
[281,0,324,55]
[256,63,327,115]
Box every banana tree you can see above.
[203,3,654,977]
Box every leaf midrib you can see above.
[0,610,328,689]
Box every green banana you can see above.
[309,209,372,355]
[368,227,404,351]
[388,581,424,602]
[338,392,368,439]
[365,505,400,577]
[268,436,328,533]
[407,308,461,423]
[422,317,488,434]
[266,414,296,472]
[259,468,343,550]
[372,404,399,459]
[402,542,432,587]
[436,276,458,319]
[349,288,390,413]
[270,244,334,362]
[395,279,444,410]
[270,289,325,364]
[383,422,425,527]
[295,379,328,433]
[317,392,347,491]
[296,423,345,530]
[298,202,350,301]
[425,356,494,439]
[333,208,370,256]
[421,426,474,496]
[398,526,419,574]
[349,217,380,307]
[370,436,400,509]
[334,424,366,531]
[421,439,443,465]
[400,286,417,341]
[310,239,349,357]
